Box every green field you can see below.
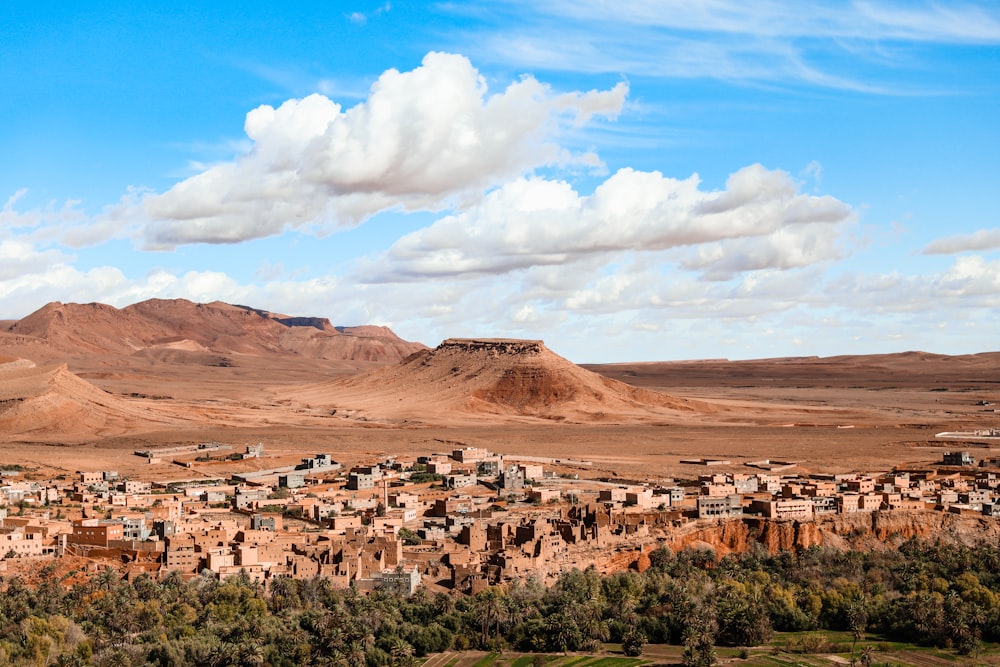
[420,653,651,667]
[419,634,1000,667]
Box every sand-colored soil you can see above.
[1,299,998,481]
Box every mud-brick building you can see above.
[69,518,124,548]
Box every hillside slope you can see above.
[4,299,425,363]
[0,360,181,440]
[282,338,712,424]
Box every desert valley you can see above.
[2,298,1000,665]
[4,298,997,474]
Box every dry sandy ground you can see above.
[2,345,997,483]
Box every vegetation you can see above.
[397,528,422,546]
[4,539,1000,664]
[407,471,443,484]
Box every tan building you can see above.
[599,487,627,503]
[751,499,814,520]
[164,548,200,573]
[78,472,103,486]
[846,477,876,494]
[802,482,836,497]
[452,447,490,463]
[518,464,544,480]
[838,493,861,513]
[625,488,654,509]
[0,528,45,557]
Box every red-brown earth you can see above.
[1,298,998,484]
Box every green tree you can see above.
[681,605,717,667]
[846,596,868,664]
[622,627,646,657]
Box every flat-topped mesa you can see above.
[437,338,545,356]
[287,334,708,423]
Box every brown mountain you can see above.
[282,338,712,424]
[4,299,425,362]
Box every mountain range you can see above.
[1,298,997,443]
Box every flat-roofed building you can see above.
[599,487,627,503]
[846,477,876,494]
[626,488,654,509]
[426,461,452,475]
[348,472,375,490]
[69,519,124,548]
[452,447,490,463]
[751,499,814,520]
[943,451,975,466]
[445,474,477,490]
[697,494,743,519]
[0,528,44,557]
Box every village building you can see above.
[943,451,975,466]
[750,498,814,520]
[697,494,743,519]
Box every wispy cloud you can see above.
[923,228,1000,254]
[532,1,1000,42]
[348,2,391,26]
[455,1,1000,92]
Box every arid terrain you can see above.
[2,298,998,481]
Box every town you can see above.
[3,441,1000,597]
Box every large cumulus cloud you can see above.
[364,163,853,281]
[132,52,627,249]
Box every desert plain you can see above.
[2,299,997,484]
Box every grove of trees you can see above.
[2,538,1000,665]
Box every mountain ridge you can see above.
[3,298,426,363]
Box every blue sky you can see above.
[2,1,999,362]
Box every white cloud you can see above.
[830,254,1000,312]
[0,190,89,236]
[0,239,71,281]
[126,52,627,249]
[923,228,1000,254]
[348,2,390,26]
[1,243,996,361]
[463,1,1000,92]
[532,1,1000,42]
[0,188,142,249]
[365,163,853,280]
[679,221,845,279]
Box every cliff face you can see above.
[438,338,545,356]
[661,511,1000,558]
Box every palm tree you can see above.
[96,567,119,592]
[846,597,867,665]
[474,588,508,648]
[388,637,415,667]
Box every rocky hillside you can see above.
[0,359,181,440]
[282,337,712,424]
[3,299,425,363]
[662,511,1000,557]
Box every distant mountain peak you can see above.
[6,298,426,363]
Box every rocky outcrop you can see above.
[285,337,712,424]
[661,511,1000,558]
[438,339,545,357]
